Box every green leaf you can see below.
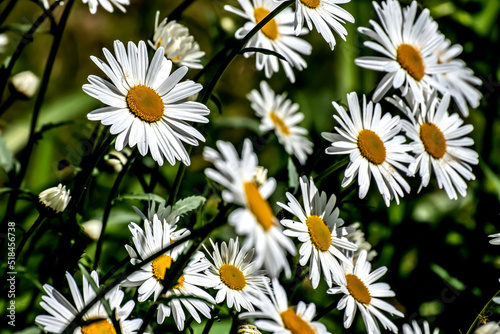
[480,161,500,202]
[287,156,298,191]
[173,195,206,217]
[116,193,166,203]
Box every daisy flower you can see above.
[122,215,216,330]
[247,81,313,165]
[240,278,331,333]
[82,40,209,166]
[150,11,205,69]
[35,271,142,334]
[489,233,500,245]
[432,35,482,117]
[346,222,377,262]
[355,0,455,103]
[327,250,404,334]
[225,0,312,83]
[475,322,500,334]
[277,176,357,288]
[202,238,270,312]
[388,91,479,200]
[203,139,296,278]
[283,0,354,50]
[322,92,414,206]
[38,183,71,214]
[156,252,216,330]
[121,214,191,301]
[403,320,439,334]
[82,0,129,14]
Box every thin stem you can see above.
[202,307,220,334]
[93,151,137,270]
[465,289,500,334]
[167,0,197,21]
[0,93,15,116]
[138,303,158,334]
[14,215,46,264]
[0,0,17,25]
[313,301,337,321]
[200,0,292,105]
[168,149,192,206]
[2,0,74,224]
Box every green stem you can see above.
[2,0,74,224]
[168,148,192,206]
[202,307,220,334]
[0,0,17,25]
[14,215,46,263]
[315,156,350,184]
[93,151,137,270]
[313,301,337,321]
[200,0,292,105]
[465,289,500,334]
[167,0,197,21]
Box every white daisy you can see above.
[156,252,216,330]
[121,214,191,301]
[327,250,404,334]
[475,322,500,334]
[240,278,331,333]
[35,271,142,334]
[322,92,414,206]
[277,176,357,288]
[203,139,296,278]
[38,183,71,214]
[388,91,479,200]
[432,35,482,117]
[403,320,439,334]
[82,40,209,166]
[355,0,455,103]
[284,0,354,50]
[247,81,313,165]
[489,233,500,245]
[81,0,129,14]
[202,238,270,312]
[346,222,377,262]
[225,0,312,83]
[150,11,205,69]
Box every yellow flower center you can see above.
[269,111,291,135]
[280,308,315,334]
[254,7,279,40]
[346,273,371,305]
[420,122,446,159]
[219,264,247,290]
[82,320,116,334]
[244,181,275,231]
[300,0,320,9]
[357,129,386,165]
[126,85,164,123]
[305,215,332,251]
[151,254,174,281]
[174,274,185,289]
[396,44,425,81]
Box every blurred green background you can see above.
[1,0,500,333]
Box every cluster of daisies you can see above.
[32,0,486,333]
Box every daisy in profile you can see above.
[204,139,296,278]
[82,0,129,14]
[150,11,205,69]
[224,0,312,83]
[240,278,330,333]
[355,0,454,103]
[322,92,414,206]
[202,238,270,312]
[83,40,209,166]
[283,0,354,50]
[247,81,313,165]
[403,320,439,334]
[277,176,357,288]
[388,91,479,200]
[327,250,404,334]
[432,35,482,117]
[122,215,216,330]
[35,271,142,334]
